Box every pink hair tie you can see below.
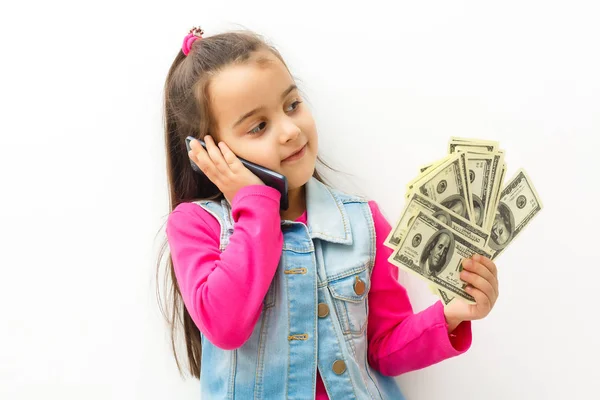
[182,26,204,56]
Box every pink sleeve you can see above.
[165,185,283,350]
[366,201,472,376]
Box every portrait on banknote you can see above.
[419,228,455,277]
[488,202,514,251]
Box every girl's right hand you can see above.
[188,135,264,204]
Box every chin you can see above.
[286,165,316,190]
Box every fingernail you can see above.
[463,259,472,268]
[472,254,480,261]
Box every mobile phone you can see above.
[185,136,289,210]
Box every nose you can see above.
[277,115,301,144]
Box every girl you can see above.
[159,26,499,399]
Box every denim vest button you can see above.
[354,276,366,295]
[332,360,347,375]
[318,303,329,318]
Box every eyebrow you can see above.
[232,84,298,128]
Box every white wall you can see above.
[1,1,598,399]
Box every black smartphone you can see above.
[185,136,289,210]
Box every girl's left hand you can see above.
[443,254,499,332]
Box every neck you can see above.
[280,184,306,221]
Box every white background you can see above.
[1,1,599,399]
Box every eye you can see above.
[249,121,267,135]
[285,100,302,113]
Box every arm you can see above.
[366,201,472,376]
[165,185,283,350]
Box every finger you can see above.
[205,135,232,176]
[460,269,496,305]
[463,259,498,297]
[218,141,243,171]
[472,254,498,277]
[465,285,491,313]
[188,138,204,159]
[188,139,217,178]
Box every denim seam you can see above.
[253,308,270,399]
[284,254,291,399]
[319,311,360,400]
[361,299,382,400]
[326,265,369,284]
[311,249,318,398]
[227,350,237,399]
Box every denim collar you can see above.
[302,177,353,245]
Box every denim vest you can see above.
[192,177,406,399]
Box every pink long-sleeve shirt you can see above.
[166,185,472,398]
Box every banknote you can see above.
[486,168,543,260]
[408,155,453,192]
[448,138,503,227]
[388,211,493,304]
[429,285,455,305]
[385,192,491,251]
[450,137,499,145]
[418,154,453,174]
[391,137,542,306]
[406,152,474,223]
[485,160,507,232]
[483,153,505,231]
[432,167,542,304]
[448,137,499,154]
[463,152,494,228]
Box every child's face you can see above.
[208,50,318,190]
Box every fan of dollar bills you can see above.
[384,137,543,305]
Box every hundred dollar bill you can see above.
[428,284,456,305]
[450,137,499,145]
[419,153,456,174]
[428,284,453,306]
[485,160,507,232]
[385,192,491,251]
[406,152,474,222]
[483,152,505,230]
[436,158,504,304]
[450,141,503,228]
[486,168,543,260]
[428,285,457,305]
[463,153,494,228]
[432,167,542,304]
[408,155,453,192]
[448,137,499,154]
[388,211,493,304]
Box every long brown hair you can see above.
[156,29,338,379]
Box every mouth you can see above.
[282,144,307,162]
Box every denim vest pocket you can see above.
[328,268,370,336]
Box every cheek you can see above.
[226,140,278,171]
[298,109,318,138]
[253,152,282,172]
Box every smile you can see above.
[282,144,307,162]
